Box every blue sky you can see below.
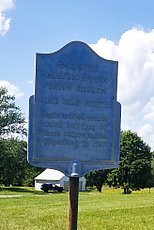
[1,0,154,150]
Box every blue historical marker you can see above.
[28,41,121,177]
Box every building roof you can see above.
[35,168,65,180]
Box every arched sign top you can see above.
[37,40,117,65]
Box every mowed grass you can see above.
[0,187,154,230]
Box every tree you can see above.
[0,87,42,186]
[0,138,42,186]
[85,170,109,192]
[0,87,26,137]
[0,138,26,186]
[150,151,154,188]
[107,130,153,194]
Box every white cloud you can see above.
[89,28,154,150]
[0,13,11,36]
[0,0,15,11]
[143,97,154,121]
[0,80,24,98]
[138,124,154,149]
[0,0,15,36]
[27,80,33,84]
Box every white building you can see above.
[34,168,86,191]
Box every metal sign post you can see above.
[67,177,79,230]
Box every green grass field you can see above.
[0,187,153,230]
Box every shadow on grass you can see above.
[0,186,45,195]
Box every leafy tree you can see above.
[0,138,42,186]
[0,138,26,186]
[0,87,42,186]
[107,130,153,194]
[85,170,109,192]
[151,151,154,188]
[0,87,26,137]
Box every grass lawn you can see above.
[0,187,154,230]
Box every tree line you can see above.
[86,131,154,193]
[0,87,42,186]
[0,87,154,193]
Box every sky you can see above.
[0,0,154,150]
